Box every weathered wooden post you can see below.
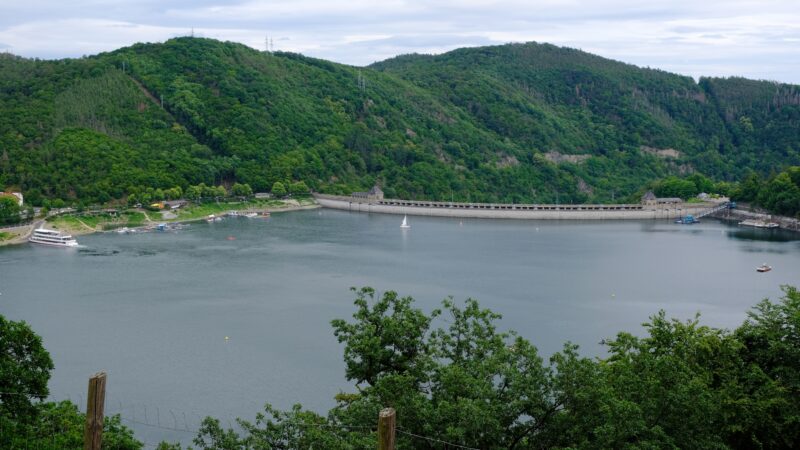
[84,372,107,450]
[377,407,396,450]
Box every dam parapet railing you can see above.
[313,193,722,220]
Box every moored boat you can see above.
[740,219,780,228]
[28,228,79,247]
[675,214,699,224]
[756,263,772,273]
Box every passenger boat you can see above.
[756,263,772,273]
[28,228,79,247]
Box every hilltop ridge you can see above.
[0,37,798,205]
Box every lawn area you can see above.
[42,197,317,232]
[122,211,146,226]
[0,231,11,241]
[174,198,312,221]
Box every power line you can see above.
[396,428,480,450]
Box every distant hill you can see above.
[1,38,798,205]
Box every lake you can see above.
[1,209,799,446]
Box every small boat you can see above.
[400,215,410,229]
[245,212,258,218]
[206,214,223,223]
[116,227,130,234]
[261,211,271,218]
[228,211,239,217]
[757,263,772,273]
[28,228,78,247]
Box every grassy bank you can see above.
[44,197,317,235]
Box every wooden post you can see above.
[377,407,396,450]
[84,372,107,450]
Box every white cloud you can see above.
[1,0,799,83]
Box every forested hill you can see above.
[1,37,799,206]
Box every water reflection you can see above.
[727,228,800,242]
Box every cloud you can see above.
[0,0,799,83]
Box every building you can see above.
[352,185,384,202]
[641,191,682,206]
[641,191,657,206]
[164,200,188,210]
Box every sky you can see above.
[1,0,799,84]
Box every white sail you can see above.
[400,215,410,228]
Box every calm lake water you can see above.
[1,209,799,445]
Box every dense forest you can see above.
[1,38,799,206]
[3,286,799,449]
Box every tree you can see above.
[182,286,800,449]
[0,196,21,225]
[289,181,309,195]
[214,185,228,198]
[271,181,287,197]
[0,315,53,421]
[230,182,253,197]
[0,315,141,449]
[757,172,800,216]
[733,286,800,448]
[185,185,201,201]
[331,289,558,449]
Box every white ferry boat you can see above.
[28,228,79,247]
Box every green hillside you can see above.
[1,38,799,206]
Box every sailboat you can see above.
[400,215,411,229]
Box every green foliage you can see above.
[0,316,53,421]
[734,167,800,217]
[0,196,21,225]
[733,286,800,448]
[186,286,800,450]
[2,39,799,207]
[289,181,309,195]
[230,182,252,197]
[0,315,141,449]
[270,181,286,197]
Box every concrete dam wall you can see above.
[314,194,717,220]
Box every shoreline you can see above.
[0,202,320,247]
[709,206,800,233]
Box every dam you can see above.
[313,188,725,220]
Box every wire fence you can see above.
[2,389,485,450]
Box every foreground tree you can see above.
[0,314,141,449]
[188,286,800,449]
[0,316,53,421]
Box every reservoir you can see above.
[1,209,799,445]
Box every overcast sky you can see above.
[1,0,799,83]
